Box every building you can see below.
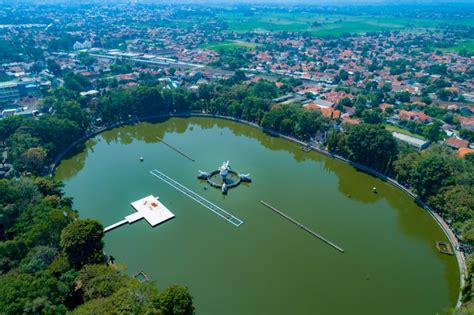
[445,137,469,149]
[458,147,474,158]
[305,98,334,109]
[392,132,430,150]
[1,108,16,118]
[73,40,92,50]
[398,110,433,124]
[460,117,474,131]
[0,80,40,107]
[0,81,20,103]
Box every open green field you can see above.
[217,12,474,36]
[200,40,258,52]
[384,124,426,140]
[439,39,474,54]
[218,12,313,33]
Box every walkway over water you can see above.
[260,200,344,253]
[150,169,243,227]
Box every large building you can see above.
[0,81,20,103]
[392,132,430,150]
[0,80,39,108]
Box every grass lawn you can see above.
[384,124,426,140]
[200,40,258,52]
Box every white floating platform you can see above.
[104,195,174,232]
[130,195,175,226]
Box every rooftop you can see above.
[392,132,430,148]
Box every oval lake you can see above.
[55,117,459,315]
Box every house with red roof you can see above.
[398,110,433,124]
[458,147,474,158]
[342,116,361,125]
[460,116,474,131]
[445,137,469,149]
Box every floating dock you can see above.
[156,136,194,162]
[104,195,175,233]
[260,200,344,253]
[150,169,243,227]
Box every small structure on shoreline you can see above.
[436,241,454,255]
[198,161,251,194]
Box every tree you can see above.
[345,124,398,171]
[72,279,160,314]
[6,131,42,170]
[393,152,420,185]
[411,154,454,199]
[20,246,58,274]
[338,97,352,108]
[60,219,104,268]
[47,59,61,76]
[460,219,474,246]
[20,147,48,174]
[460,129,474,143]
[362,110,382,124]
[53,100,89,130]
[0,116,26,141]
[76,264,126,302]
[428,185,474,221]
[158,285,194,315]
[423,121,443,142]
[394,91,410,103]
[436,88,454,101]
[0,272,69,314]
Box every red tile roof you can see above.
[399,110,432,123]
[458,147,474,157]
[445,137,469,149]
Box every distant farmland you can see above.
[217,12,474,36]
[439,39,474,54]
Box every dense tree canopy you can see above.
[60,219,105,268]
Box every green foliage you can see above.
[0,272,69,314]
[20,147,48,175]
[423,121,443,142]
[76,264,126,302]
[261,105,329,140]
[411,154,455,199]
[21,246,58,274]
[394,91,410,103]
[64,73,92,92]
[158,285,194,315]
[393,152,420,185]
[460,129,474,143]
[60,219,105,268]
[0,116,26,141]
[345,124,398,171]
[73,279,162,315]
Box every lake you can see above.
[55,117,459,315]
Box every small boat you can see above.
[372,187,377,193]
[139,157,144,162]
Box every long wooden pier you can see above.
[260,200,344,253]
[156,136,194,162]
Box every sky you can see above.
[7,0,474,3]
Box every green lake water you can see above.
[55,117,459,315]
